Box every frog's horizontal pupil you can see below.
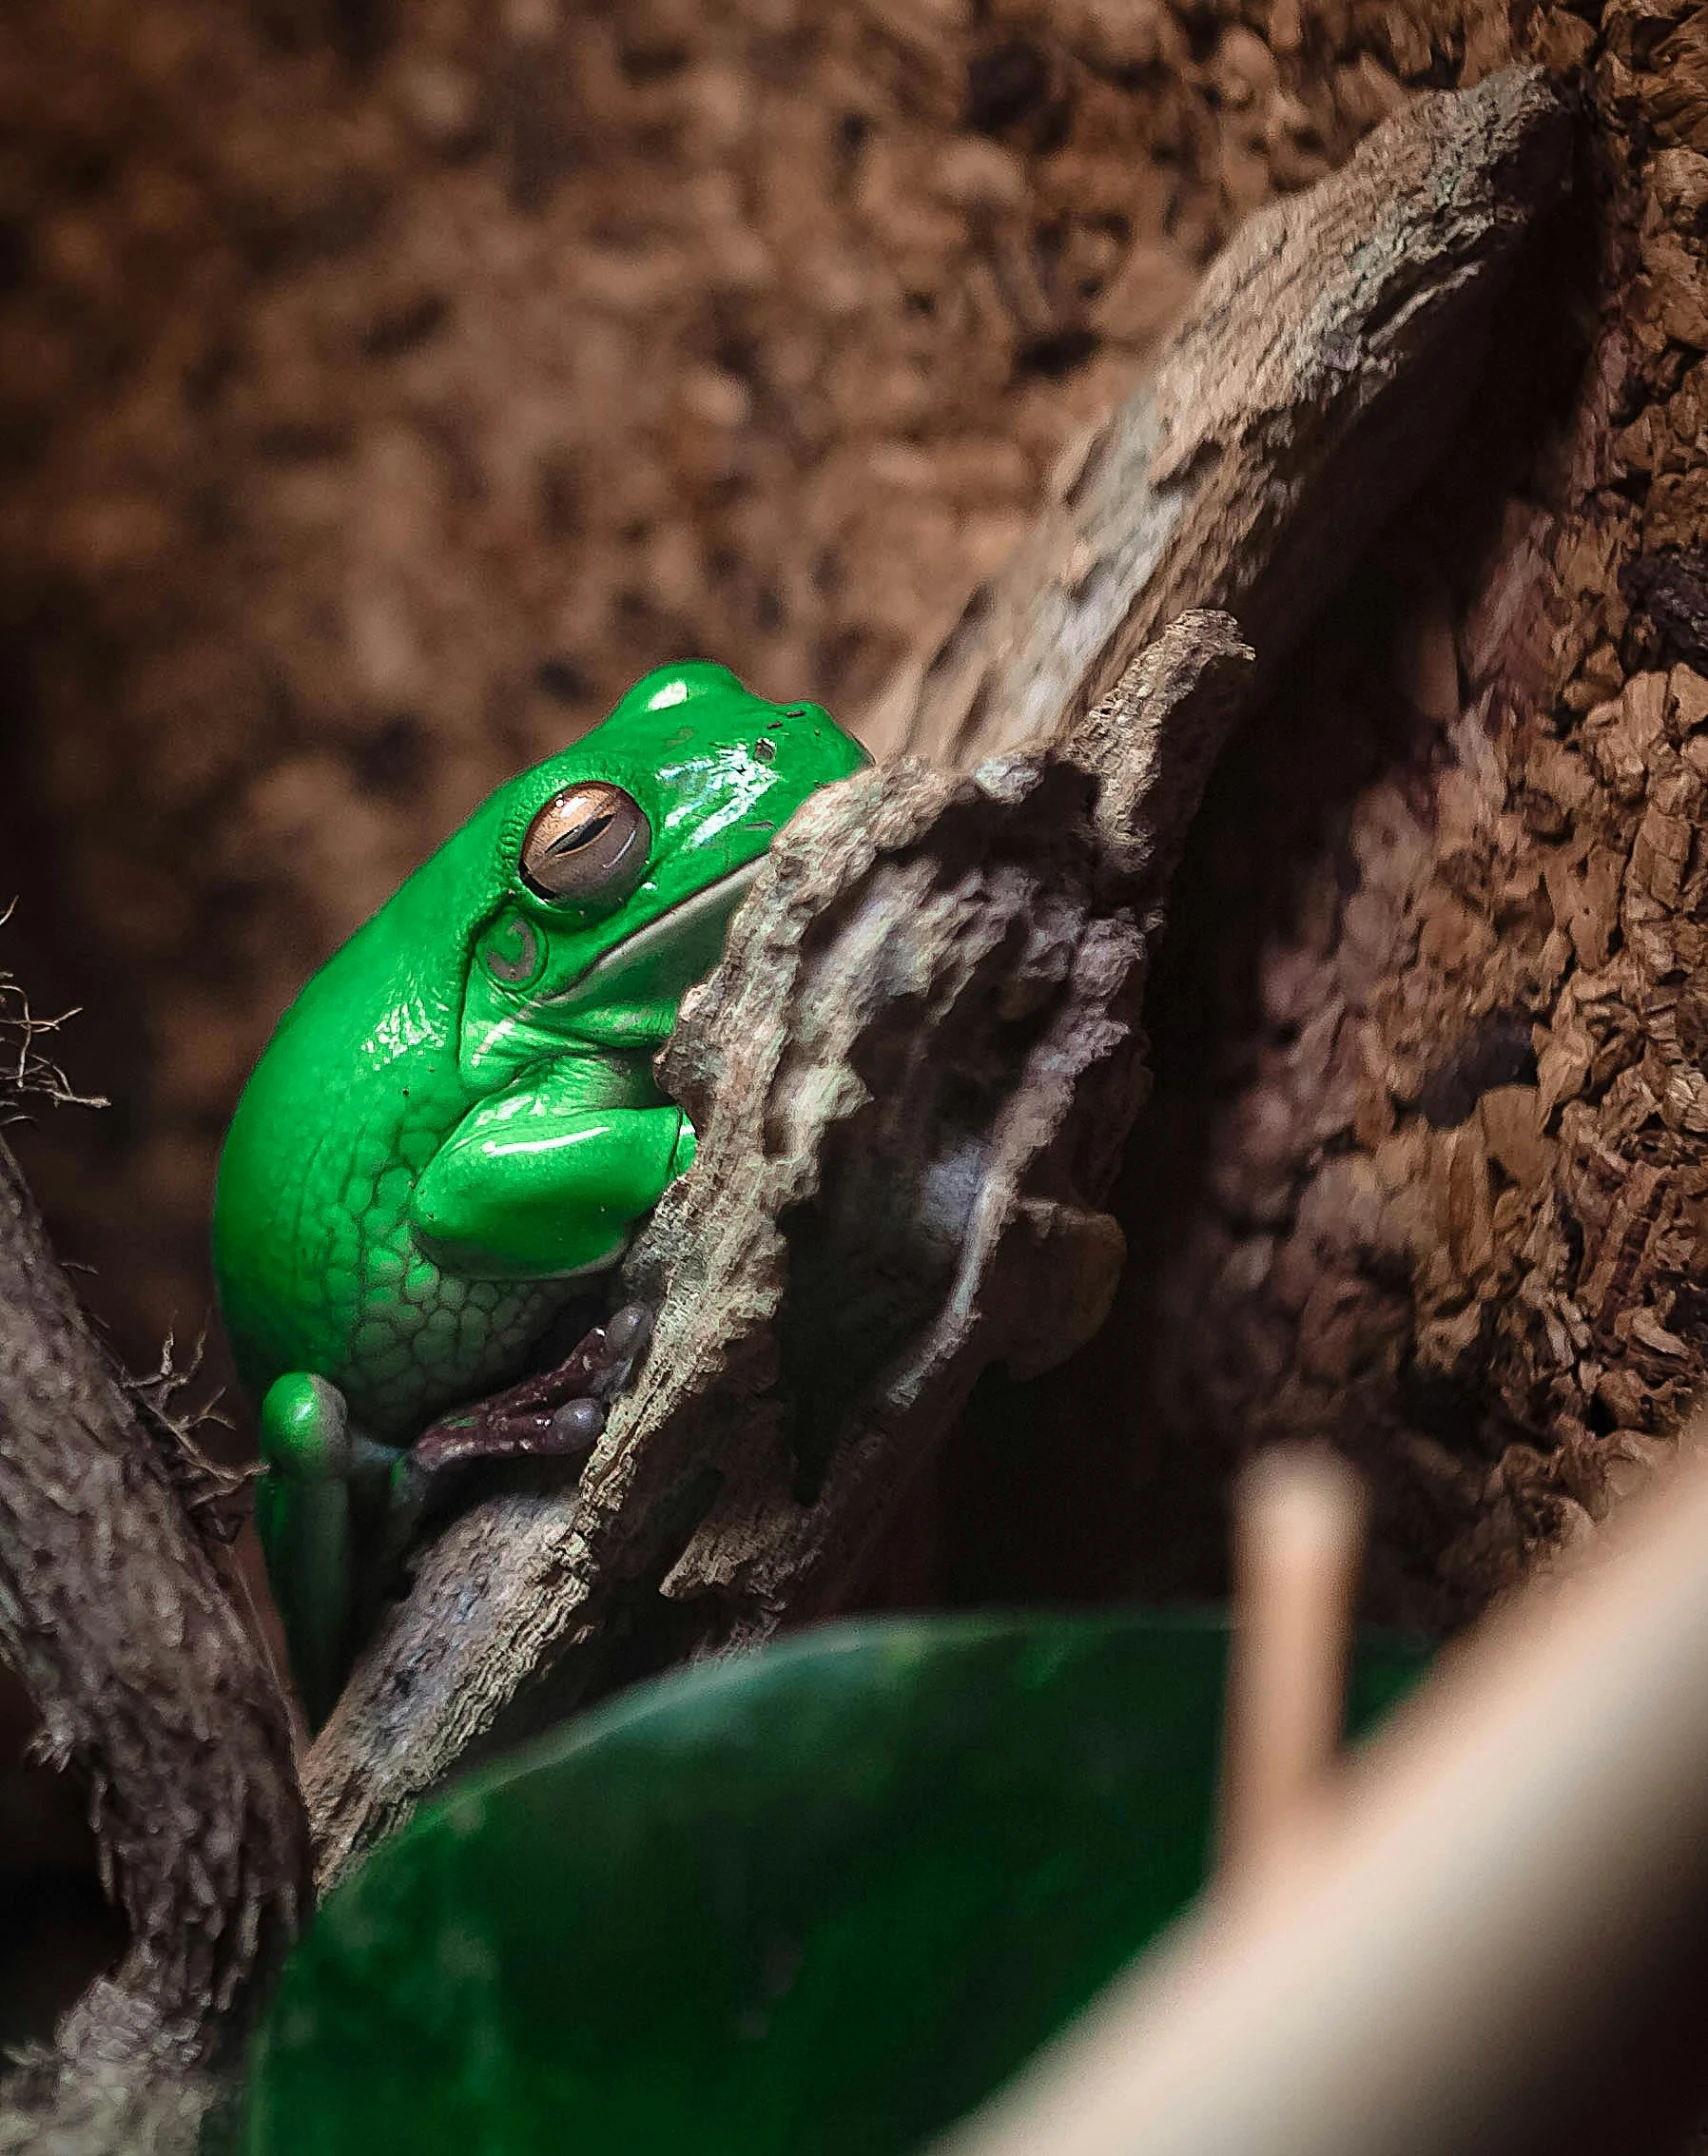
[545,810,616,857]
[520,782,650,903]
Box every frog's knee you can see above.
[260,1372,352,1482]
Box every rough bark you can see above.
[305,612,1254,1883]
[0,1132,309,2152]
[862,67,1574,767]
[980,0,1708,1638]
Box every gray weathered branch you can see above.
[307,614,1254,1879]
[0,1132,309,2154]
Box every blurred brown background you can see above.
[0,0,1463,1386]
[0,0,1614,2055]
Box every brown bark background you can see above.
[949,1,1708,1637]
[1,0,1703,2067]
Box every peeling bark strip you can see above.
[863,67,1573,770]
[0,1140,308,2150]
[305,615,1255,1883]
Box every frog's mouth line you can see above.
[546,858,765,1009]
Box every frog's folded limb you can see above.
[376,1302,656,1577]
[409,1091,696,1280]
[257,1372,400,1730]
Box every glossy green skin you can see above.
[213,662,868,1715]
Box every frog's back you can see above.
[215,661,871,1440]
[213,878,557,1438]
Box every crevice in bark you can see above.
[941,24,1706,1637]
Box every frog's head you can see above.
[457,661,870,1084]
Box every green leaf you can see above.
[245,1610,1425,2156]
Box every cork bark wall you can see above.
[935,0,1708,1633]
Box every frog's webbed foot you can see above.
[380,1303,654,1569]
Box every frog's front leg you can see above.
[380,1079,687,1559]
[410,1091,695,1279]
[256,1372,402,1730]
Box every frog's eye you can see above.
[519,782,651,905]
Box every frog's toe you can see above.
[407,1301,655,1479]
[259,1371,352,1481]
[595,1301,654,1393]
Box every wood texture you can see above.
[305,613,1255,1882]
[0,1130,309,2152]
[863,68,1573,769]
[1065,14,1708,1632]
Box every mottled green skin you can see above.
[213,662,868,1715]
[213,846,564,1445]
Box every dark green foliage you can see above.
[246,1611,1425,2155]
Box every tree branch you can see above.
[0,1129,309,2153]
[307,613,1253,1879]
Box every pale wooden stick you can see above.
[934,1419,1708,2156]
[1219,1446,1367,1886]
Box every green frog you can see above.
[213,661,869,1724]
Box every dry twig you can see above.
[1219,1447,1367,1887]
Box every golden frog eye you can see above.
[519,782,650,904]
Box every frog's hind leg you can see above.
[257,1372,401,1731]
